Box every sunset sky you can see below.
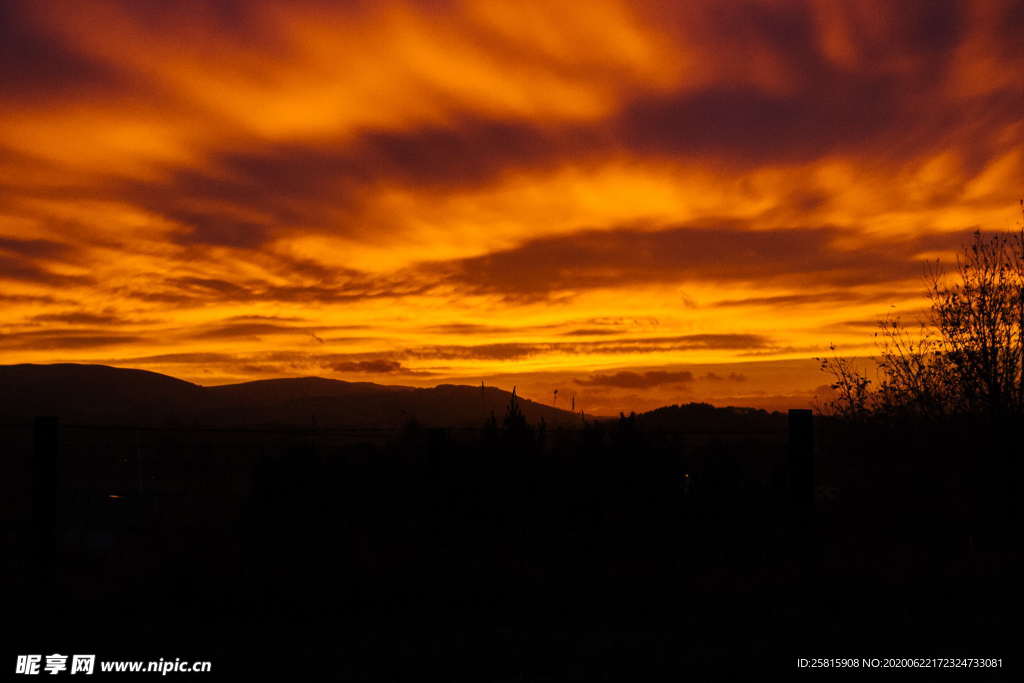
[1,0,1022,414]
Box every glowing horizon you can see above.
[1,0,1021,414]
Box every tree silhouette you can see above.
[821,205,1024,423]
[501,386,533,449]
[924,222,1024,420]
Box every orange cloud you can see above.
[1,0,1021,411]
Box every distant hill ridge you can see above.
[0,363,577,428]
[634,402,786,433]
[0,364,786,430]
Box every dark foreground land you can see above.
[2,405,1021,680]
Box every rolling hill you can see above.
[0,364,579,428]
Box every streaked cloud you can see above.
[576,371,696,389]
[1,0,1021,411]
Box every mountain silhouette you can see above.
[635,402,785,433]
[0,364,578,428]
[0,363,202,425]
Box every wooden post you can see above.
[33,416,59,596]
